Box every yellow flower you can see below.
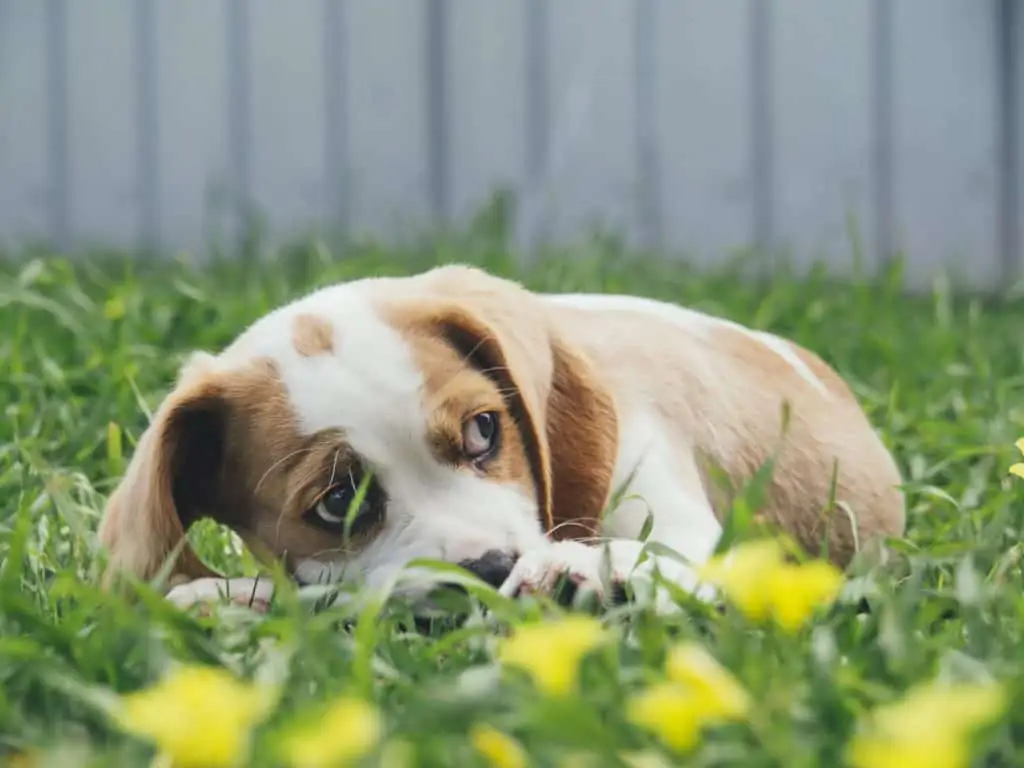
[1010,438,1024,478]
[768,559,845,633]
[498,615,607,696]
[114,665,276,768]
[469,724,527,768]
[280,696,382,768]
[848,681,1006,768]
[627,682,706,753]
[628,643,751,753]
[697,539,782,622]
[664,643,750,721]
[697,538,844,633]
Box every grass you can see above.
[1,230,1023,767]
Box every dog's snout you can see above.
[460,549,516,589]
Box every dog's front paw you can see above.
[498,542,627,606]
[166,577,275,614]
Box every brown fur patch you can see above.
[292,313,334,357]
[396,327,537,501]
[376,266,620,543]
[98,358,377,586]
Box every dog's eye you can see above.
[463,411,499,461]
[306,474,380,535]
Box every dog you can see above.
[96,264,905,613]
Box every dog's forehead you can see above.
[219,282,430,463]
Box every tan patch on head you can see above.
[98,356,381,587]
[375,268,619,543]
[393,325,536,499]
[292,313,334,357]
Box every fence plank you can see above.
[891,0,998,289]
[446,0,525,230]
[654,0,751,266]
[65,0,137,247]
[133,0,160,252]
[248,0,327,242]
[345,0,429,238]
[539,0,635,246]
[773,0,872,274]
[155,0,230,255]
[996,0,1021,284]
[0,1,50,249]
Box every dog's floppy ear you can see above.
[407,265,619,540]
[543,334,619,540]
[97,365,228,587]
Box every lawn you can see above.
[1,232,1023,767]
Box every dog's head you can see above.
[97,265,619,597]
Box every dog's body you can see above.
[98,265,905,611]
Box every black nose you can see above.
[460,549,516,589]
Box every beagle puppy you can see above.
[97,264,905,612]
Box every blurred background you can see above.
[0,0,1020,290]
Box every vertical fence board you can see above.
[541,0,635,245]
[155,0,230,255]
[133,0,160,251]
[1016,1,1024,286]
[446,0,525,228]
[0,1,49,248]
[773,0,872,273]
[322,0,350,235]
[891,0,998,288]
[65,0,137,246]
[346,0,429,237]
[655,0,751,266]
[997,0,1021,284]
[248,0,326,242]
[871,0,895,269]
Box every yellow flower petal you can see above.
[767,560,845,633]
[626,683,706,753]
[664,643,750,721]
[280,697,382,768]
[848,733,968,768]
[469,724,527,768]
[498,616,607,696]
[698,538,844,632]
[115,665,276,768]
[696,539,784,622]
[1016,438,1024,456]
[1009,463,1024,478]
[848,681,1006,768]
[873,682,1005,738]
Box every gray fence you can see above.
[0,0,1020,288]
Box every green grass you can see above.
[2,232,1024,767]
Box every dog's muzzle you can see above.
[458,549,516,589]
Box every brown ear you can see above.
[97,376,228,587]
[396,265,619,540]
[543,336,619,540]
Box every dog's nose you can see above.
[460,549,516,589]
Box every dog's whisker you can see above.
[255,447,317,494]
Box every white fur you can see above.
[218,280,549,599]
[166,577,275,608]
[497,411,721,612]
[543,292,828,395]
